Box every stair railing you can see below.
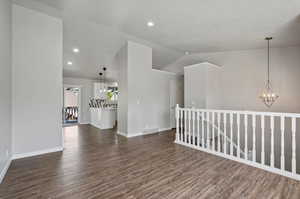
[175,104,300,181]
[201,116,247,158]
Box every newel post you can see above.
[175,104,180,143]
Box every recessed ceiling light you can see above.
[147,21,155,27]
[67,61,73,65]
[73,48,80,53]
[185,51,190,55]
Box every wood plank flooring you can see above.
[1,124,300,198]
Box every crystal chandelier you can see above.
[259,37,279,108]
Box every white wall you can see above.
[0,0,12,182]
[184,62,222,109]
[151,70,183,130]
[185,47,300,113]
[127,41,153,136]
[184,47,300,170]
[116,41,183,136]
[64,90,79,107]
[63,77,94,124]
[115,45,128,135]
[12,5,63,156]
[184,64,207,108]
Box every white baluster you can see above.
[280,116,285,170]
[252,114,256,162]
[197,111,200,147]
[192,109,195,145]
[218,112,221,152]
[188,110,191,144]
[270,116,274,168]
[245,114,248,160]
[201,112,204,148]
[261,115,265,165]
[175,104,179,142]
[180,110,183,142]
[207,112,210,149]
[184,110,187,143]
[292,117,296,174]
[212,112,215,151]
[230,113,233,156]
[237,113,241,158]
[223,113,227,154]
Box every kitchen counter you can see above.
[90,108,117,129]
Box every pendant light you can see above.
[259,37,279,108]
[98,71,103,93]
[102,67,107,92]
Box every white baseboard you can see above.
[0,158,12,184]
[117,131,127,137]
[118,127,172,138]
[158,127,172,132]
[79,122,89,125]
[12,146,64,160]
[90,123,114,130]
[90,123,102,129]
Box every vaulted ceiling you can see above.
[14,0,300,80]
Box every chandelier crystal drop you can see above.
[259,37,279,108]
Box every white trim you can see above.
[178,107,300,118]
[126,133,143,138]
[158,127,172,132]
[90,123,102,129]
[12,146,64,160]
[79,122,89,125]
[0,158,11,184]
[117,131,127,137]
[152,69,177,75]
[143,128,159,135]
[117,131,141,138]
[183,62,221,69]
[118,128,172,138]
[175,141,300,181]
[90,123,114,130]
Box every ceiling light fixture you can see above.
[147,21,155,27]
[73,48,80,53]
[185,51,190,55]
[67,61,73,65]
[259,37,279,108]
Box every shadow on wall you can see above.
[273,14,300,47]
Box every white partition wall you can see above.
[12,5,63,158]
[115,41,183,137]
[0,0,12,183]
[184,62,222,109]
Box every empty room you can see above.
[1,0,300,198]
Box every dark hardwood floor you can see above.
[1,124,300,198]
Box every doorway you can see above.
[63,87,80,125]
[170,78,184,128]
